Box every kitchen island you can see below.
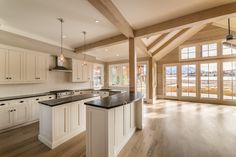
[85,92,143,157]
[38,94,100,149]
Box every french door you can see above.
[164,64,178,99]
[137,63,148,99]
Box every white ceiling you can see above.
[85,41,148,62]
[0,0,120,49]
[112,0,235,29]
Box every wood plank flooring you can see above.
[0,100,236,157]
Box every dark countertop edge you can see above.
[84,97,142,109]
[74,88,124,92]
[0,92,53,101]
[84,93,143,109]
[39,94,100,107]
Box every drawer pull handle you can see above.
[19,101,24,103]
[36,98,39,101]
[49,97,52,99]
[0,104,6,106]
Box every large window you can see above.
[165,65,177,97]
[181,64,197,97]
[202,43,217,57]
[180,46,196,60]
[223,61,236,100]
[222,45,236,56]
[93,64,104,88]
[137,63,147,98]
[109,64,129,86]
[200,63,218,99]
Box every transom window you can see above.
[222,45,236,56]
[202,43,217,57]
[181,46,196,59]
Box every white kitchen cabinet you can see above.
[86,101,142,157]
[72,59,93,82]
[0,48,7,82]
[13,101,29,125]
[25,52,48,82]
[70,102,82,132]
[0,48,23,83]
[53,105,70,141]
[0,102,11,130]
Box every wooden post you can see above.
[148,57,153,103]
[129,38,136,93]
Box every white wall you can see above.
[0,56,91,97]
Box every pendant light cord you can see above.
[83,31,87,64]
[228,18,231,35]
[57,18,64,57]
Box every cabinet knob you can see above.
[19,101,24,103]
[49,97,52,99]
[14,109,16,111]
[9,77,12,80]
[0,103,6,106]
[36,98,39,101]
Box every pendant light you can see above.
[223,18,236,48]
[58,17,65,63]
[82,31,87,66]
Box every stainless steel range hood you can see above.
[49,57,72,72]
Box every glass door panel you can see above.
[137,64,147,98]
[165,65,178,97]
[181,64,197,97]
[223,61,236,100]
[200,62,218,99]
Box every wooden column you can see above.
[148,57,153,102]
[129,38,136,93]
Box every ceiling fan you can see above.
[222,18,236,48]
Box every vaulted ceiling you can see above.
[0,0,236,61]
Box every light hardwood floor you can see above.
[0,100,236,157]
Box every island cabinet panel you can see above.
[0,102,12,130]
[38,97,99,149]
[86,102,137,157]
[53,105,70,141]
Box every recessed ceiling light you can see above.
[116,54,119,57]
[63,35,67,38]
[95,20,100,23]
[105,49,108,52]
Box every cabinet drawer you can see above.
[0,101,9,109]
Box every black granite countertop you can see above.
[84,92,143,109]
[39,94,100,107]
[0,92,52,101]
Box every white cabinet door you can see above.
[77,60,83,82]
[36,55,47,81]
[0,48,8,82]
[114,106,124,149]
[0,107,12,129]
[80,103,86,129]
[72,59,83,82]
[29,97,43,121]
[130,103,135,130]
[25,53,37,81]
[54,105,69,140]
[13,102,28,125]
[8,50,23,82]
[70,102,81,132]
[124,104,131,136]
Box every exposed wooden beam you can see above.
[153,25,206,60]
[88,0,133,38]
[135,2,236,37]
[147,33,169,51]
[148,30,181,53]
[152,29,189,56]
[75,34,127,52]
[135,38,152,57]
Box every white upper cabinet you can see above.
[0,48,23,83]
[72,59,93,82]
[0,48,7,82]
[0,45,49,84]
[25,52,48,82]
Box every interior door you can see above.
[164,64,178,99]
[0,48,7,82]
[8,50,23,82]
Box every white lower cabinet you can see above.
[38,97,99,149]
[0,102,11,130]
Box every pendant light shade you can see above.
[58,17,65,63]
